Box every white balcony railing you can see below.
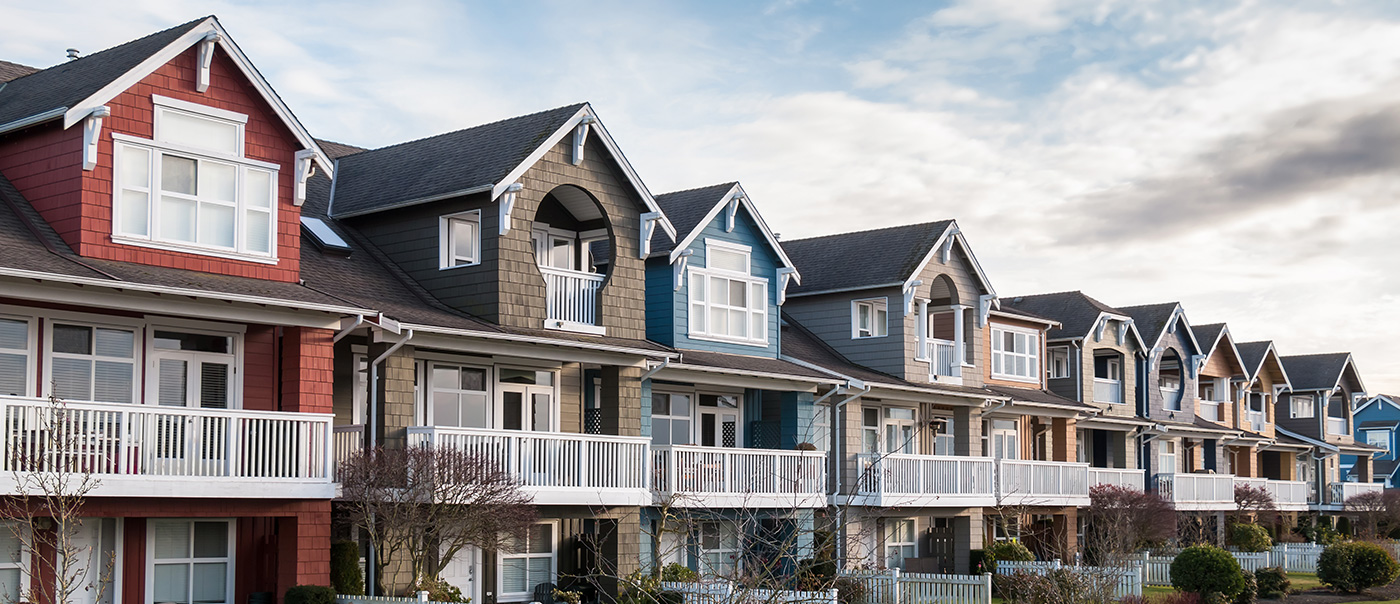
[407,426,650,505]
[1198,401,1224,423]
[0,396,333,498]
[1093,379,1123,404]
[926,338,960,379]
[540,266,605,330]
[333,423,365,476]
[1246,411,1265,433]
[1328,481,1383,505]
[1154,473,1236,510]
[1090,467,1146,490]
[853,453,994,507]
[1327,417,1347,436]
[652,445,827,508]
[1236,477,1309,510]
[997,459,1090,506]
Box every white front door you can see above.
[697,394,740,448]
[439,544,479,604]
[70,518,120,604]
[989,420,1019,460]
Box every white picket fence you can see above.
[1140,546,1322,586]
[837,569,992,604]
[1271,543,1324,573]
[660,581,837,604]
[995,560,1142,598]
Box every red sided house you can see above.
[0,17,351,604]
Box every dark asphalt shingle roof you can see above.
[329,103,587,218]
[1281,353,1353,391]
[1371,459,1399,479]
[649,182,736,256]
[0,18,206,126]
[674,349,832,381]
[1236,341,1274,379]
[783,221,955,296]
[984,385,1096,411]
[1192,323,1226,352]
[0,60,39,83]
[315,139,366,159]
[1001,291,1124,340]
[1117,302,1181,348]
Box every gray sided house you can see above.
[1277,353,1381,506]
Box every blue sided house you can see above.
[1346,394,1400,487]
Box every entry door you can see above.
[884,408,918,455]
[989,420,1019,460]
[70,518,120,604]
[440,544,480,604]
[499,384,554,432]
[697,395,740,448]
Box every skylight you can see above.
[300,216,350,253]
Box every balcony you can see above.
[540,266,605,334]
[1154,473,1236,510]
[333,423,365,477]
[1327,417,1347,436]
[996,459,1090,507]
[925,338,962,380]
[1093,379,1123,404]
[852,453,994,507]
[652,446,827,508]
[1089,467,1146,490]
[1246,410,1265,433]
[0,396,333,498]
[1198,400,1224,423]
[1235,477,1309,511]
[1327,481,1383,505]
[407,426,651,506]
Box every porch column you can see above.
[917,299,929,360]
[278,505,333,599]
[600,510,643,598]
[370,341,416,449]
[951,305,967,371]
[1280,452,1297,481]
[1051,418,1076,463]
[1235,447,1257,478]
[954,406,982,457]
[1053,509,1078,562]
[281,327,335,414]
[1355,456,1373,482]
[953,510,983,574]
[600,365,642,437]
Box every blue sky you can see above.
[3,0,1399,392]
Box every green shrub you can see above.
[985,540,1034,573]
[969,549,991,574]
[1170,545,1246,598]
[416,578,468,602]
[330,541,363,596]
[1233,570,1257,604]
[833,576,866,604]
[1253,567,1290,599]
[660,562,698,582]
[1317,541,1400,593]
[285,585,335,604]
[992,570,1053,604]
[1230,524,1272,553]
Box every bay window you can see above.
[991,326,1039,382]
[113,96,277,260]
[148,519,233,604]
[48,323,137,404]
[500,523,555,600]
[852,298,888,339]
[689,241,767,345]
[0,316,33,397]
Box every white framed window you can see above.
[862,408,880,454]
[807,404,831,451]
[429,363,490,428]
[988,419,1019,460]
[852,298,888,339]
[147,519,234,604]
[112,97,278,262]
[0,315,36,397]
[651,392,693,446]
[688,241,768,346]
[499,522,556,601]
[532,227,579,271]
[439,211,481,268]
[497,367,557,432]
[47,322,138,404]
[1366,429,1389,451]
[933,415,955,456]
[991,326,1039,383]
[148,329,239,409]
[884,519,917,570]
[699,521,741,577]
[1291,395,1314,419]
[0,523,28,604]
[1160,440,1177,474]
[884,407,918,455]
[1047,346,1070,379]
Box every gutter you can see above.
[0,107,66,135]
[404,322,678,359]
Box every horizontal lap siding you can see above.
[785,287,906,378]
[669,205,781,357]
[645,258,675,346]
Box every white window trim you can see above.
[651,390,695,446]
[1291,395,1315,419]
[883,518,917,569]
[497,520,559,602]
[697,520,742,577]
[851,297,889,339]
[143,322,244,410]
[688,241,768,347]
[43,318,143,405]
[439,210,483,269]
[1047,346,1070,379]
[144,518,235,604]
[704,239,753,274]
[0,521,30,602]
[990,324,1041,384]
[0,313,39,398]
[422,361,493,429]
[495,365,560,432]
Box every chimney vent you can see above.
[66,49,80,61]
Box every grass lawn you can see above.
[1289,572,1322,593]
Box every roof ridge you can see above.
[782,219,954,245]
[1281,352,1351,359]
[350,102,588,157]
[1,16,210,86]
[655,182,738,197]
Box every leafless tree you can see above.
[338,445,537,595]
[1083,484,1175,566]
[1344,490,1400,541]
[0,393,113,604]
[1233,483,1278,525]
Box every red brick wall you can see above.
[0,43,305,282]
[281,327,334,414]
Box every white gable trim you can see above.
[665,183,800,282]
[1151,304,1204,356]
[61,18,333,177]
[1354,395,1400,416]
[901,221,997,303]
[490,104,676,242]
[1247,342,1293,390]
[1198,325,1246,377]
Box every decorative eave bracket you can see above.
[977,294,996,328]
[940,227,961,264]
[1094,316,1109,342]
[777,267,797,306]
[725,193,743,233]
[640,212,662,258]
[1190,354,1207,379]
[196,33,223,93]
[1117,319,1133,346]
[293,149,316,206]
[498,182,523,234]
[903,280,923,315]
[82,106,110,171]
[673,249,693,291]
[572,115,595,166]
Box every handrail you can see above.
[537,265,606,281]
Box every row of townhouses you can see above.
[0,16,1388,604]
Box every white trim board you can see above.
[900,221,997,301]
[665,182,800,282]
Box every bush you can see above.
[1171,545,1246,598]
[660,562,698,582]
[1230,524,1273,553]
[1234,570,1257,604]
[1253,567,1290,599]
[330,541,363,596]
[416,578,468,602]
[1317,541,1400,593]
[985,540,1035,573]
[285,586,335,604]
[970,549,991,574]
[993,570,1053,604]
[833,576,866,604]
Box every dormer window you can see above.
[852,298,888,339]
[112,96,277,262]
[439,211,481,268]
[688,240,768,346]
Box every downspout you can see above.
[367,327,412,596]
[641,357,672,382]
[334,315,364,343]
[830,383,870,571]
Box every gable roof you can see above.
[783,220,994,300]
[328,103,677,241]
[651,182,799,276]
[1236,340,1291,387]
[1192,323,1246,376]
[1001,290,1141,345]
[1355,394,1400,416]
[1282,353,1364,393]
[0,16,333,174]
[0,60,38,83]
[1118,302,1202,355]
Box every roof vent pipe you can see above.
[66,49,80,61]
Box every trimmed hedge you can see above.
[1317,541,1400,593]
[1253,567,1290,599]
[286,585,335,604]
[1170,545,1245,598]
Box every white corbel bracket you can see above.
[777,267,797,305]
[1189,354,1206,379]
[196,33,223,93]
[1094,316,1109,342]
[903,280,923,315]
[640,211,662,258]
[82,106,110,171]
[940,227,961,264]
[293,149,316,206]
[498,182,523,234]
[726,194,743,233]
[572,115,595,166]
[977,294,996,328]
[1117,318,1133,346]
[673,249,693,291]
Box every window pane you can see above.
[0,353,25,397]
[529,525,552,553]
[875,308,887,335]
[532,393,551,431]
[154,564,190,604]
[160,196,197,242]
[244,169,272,209]
[710,307,727,335]
[192,522,228,558]
[751,311,765,341]
[503,391,523,430]
[0,568,18,604]
[199,162,237,202]
[95,360,134,404]
[192,563,227,604]
[501,558,527,593]
[120,144,151,187]
[728,279,746,307]
[529,556,551,585]
[672,419,691,445]
[161,110,239,156]
[709,248,748,273]
[0,319,25,350]
[433,366,458,390]
[652,393,670,416]
[162,155,197,195]
[711,278,729,307]
[463,393,489,428]
[244,210,270,254]
[159,359,188,406]
[119,190,150,236]
[53,324,91,355]
[95,328,134,358]
[692,273,705,302]
[729,310,746,337]
[691,303,705,333]
[52,357,92,401]
[460,368,486,391]
[199,363,230,409]
[154,521,191,559]
[452,219,476,263]
[652,418,670,445]
[199,202,235,248]
[859,305,870,331]
[433,392,460,427]
[671,394,690,415]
